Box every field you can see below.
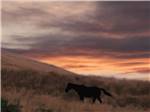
[2,69,150,112]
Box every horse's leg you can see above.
[79,95,84,102]
[92,97,96,103]
[98,97,102,103]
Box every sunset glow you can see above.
[36,56,150,79]
[2,1,150,80]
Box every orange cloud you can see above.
[37,56,149,76]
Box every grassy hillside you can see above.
[2,68,150,112]
[1,51,75,75]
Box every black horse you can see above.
[65,83,113,103]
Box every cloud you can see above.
[95,2,150,33]
[36,2,150,35]
[3,1,149,39]
[2,1,150,77]
[2,2,49,26]
[6,33,149,60]
[126,67,150,74]
[135,68,150,74]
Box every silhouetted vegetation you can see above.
[2,68,150,112]
[1,98,21,112]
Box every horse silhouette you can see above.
[65,83,113,103]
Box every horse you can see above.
[65,83,113,103]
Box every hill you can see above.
[1,51,150,112]
[1,50,75,75]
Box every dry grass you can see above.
[2,69,150,112]
[2,89,149,112]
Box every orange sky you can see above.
[2,1,150,81]
[36,55,150,80]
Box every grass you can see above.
[2,68,150,112]
[2,89,149,112]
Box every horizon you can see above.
[2,1,150,81]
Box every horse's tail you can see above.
[100,88,113,97]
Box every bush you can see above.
[1,98,21,112]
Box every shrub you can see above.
[1,98,21,112]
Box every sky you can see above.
[2,1,150,81]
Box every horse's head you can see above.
[65,83,73,93]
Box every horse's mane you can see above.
[67,83,85,91]
[68,83,82,86]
